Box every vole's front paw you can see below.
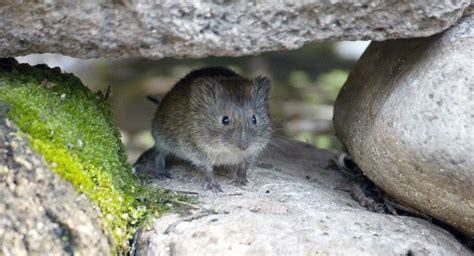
[204,181,223,193]
[230,177,249,186]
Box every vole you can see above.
[150,67,272,192]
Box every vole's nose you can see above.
[238,140,249,150]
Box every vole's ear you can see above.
[252,76,271,104]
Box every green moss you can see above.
[0,61,182,252]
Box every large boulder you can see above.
[334,15,474,236]
[135,139,470,255]
[0,1,471,59]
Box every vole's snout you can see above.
[237,139,249,151]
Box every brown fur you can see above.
[151,67,272,192]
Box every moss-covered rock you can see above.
[0,58,180,252]
[0,110,111,255]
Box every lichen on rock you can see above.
[0,58,180,252]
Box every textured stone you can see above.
[0,115,111,255]
[0,1,471,59]
[135,139,470,255]
[334,15,474,236]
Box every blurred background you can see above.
[15,41,369,163]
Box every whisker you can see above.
[259,146,280,159]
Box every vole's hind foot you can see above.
[203,181,223,193]
[230,177,249,186]
[154,169,172,179]
[154,152,171,179]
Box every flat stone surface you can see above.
[334,14,474,236]
[0,1,471,59]
[0,115,110,255]
[136,139,470,256]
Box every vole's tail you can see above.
[147,96,161,105]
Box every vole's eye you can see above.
[222,116,230,125]
[252,115,257,125]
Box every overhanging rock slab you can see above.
[0,1,471,59]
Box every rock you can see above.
[334,15,474,236]
[0,1,471,59]
[0,115,111,255]
[0,58,179,252]
[135,139,470,255]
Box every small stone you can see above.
[0,166,9,175]
[77,139,83,148]
[256,162,273,169]
[14,156,32,170]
